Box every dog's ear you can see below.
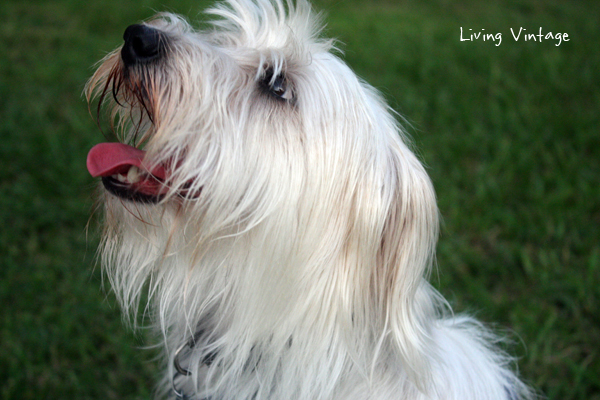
[374,140,439,388]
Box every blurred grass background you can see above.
[0,0,598,398]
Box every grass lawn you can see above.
[1,0,598,398]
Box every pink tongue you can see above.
[86,143,166,179]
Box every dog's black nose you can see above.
[121,24,163,65]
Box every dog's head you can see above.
[86,2,328,205]
[87,0,439,389]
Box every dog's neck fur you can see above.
[101,183,439,399]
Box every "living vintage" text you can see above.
[460,27,569,46]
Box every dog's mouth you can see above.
[87,142,197,203]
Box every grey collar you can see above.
[172,331,215,400]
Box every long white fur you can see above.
[88,0,534,399]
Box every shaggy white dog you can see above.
[86,1,533,399]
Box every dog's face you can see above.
[87,4,353,206]
[87,0,439,390]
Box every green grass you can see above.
[1,0,598,398]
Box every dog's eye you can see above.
[261,68,293,102]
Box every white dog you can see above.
[86,1,534,399]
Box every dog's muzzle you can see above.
[121,24,164,66]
